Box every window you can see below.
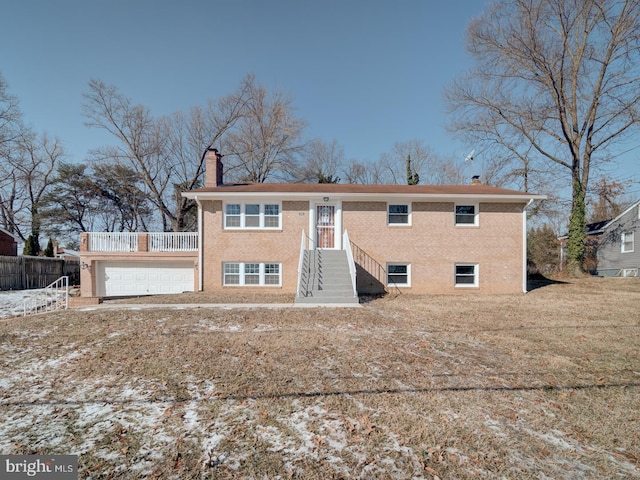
[387,263,410,287]
[224,203,281,229]
[223,262,282,286]
[455,264,478,287]
[264,263,280,285]
[455,205,478,226]
[622,231,634,253]
[225,204,241,228]
[223,263,240,285]
[245,204,260,227]
[244,263,260,284]
[388,204,410,225]
[264,204,280,227]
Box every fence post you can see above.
[21,256,26,290]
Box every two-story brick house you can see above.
[182,149,544,302]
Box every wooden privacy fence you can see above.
[0,256,80,290]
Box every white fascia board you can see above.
[183,191,547,203]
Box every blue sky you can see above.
[1,0,638,196]
[0,1,484,161]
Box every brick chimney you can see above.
[470,175,482,185]
[205,148,224,186]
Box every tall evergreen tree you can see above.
[23,234,40,256]
[406,154,420,185]
[43,238,54,257]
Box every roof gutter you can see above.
[182,190,547,203]
[194,195,204,292]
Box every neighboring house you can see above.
[53,244,80,260]
[595,200,640,277]
[558,219,612,274]
[178,149,544,302]
[0,228,18,256]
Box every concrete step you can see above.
[297,249,357,305]
[295,295,359,304]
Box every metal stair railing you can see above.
[23,276,69,316]
[297,231,321,297]
[349,241,401,295]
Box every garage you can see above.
[97,261,195,297]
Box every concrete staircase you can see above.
[296,250,359,305]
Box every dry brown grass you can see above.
[1,276,639,479]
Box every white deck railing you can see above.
[89,232,138,252]
[88,232,198,252]
[149,232,198,252]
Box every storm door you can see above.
[316,204,336,249]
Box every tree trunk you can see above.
[565,174,587,276]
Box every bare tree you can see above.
[296,138,345,182]
[0,72,23,158]
[0,132,62,243]
[376,140,468,185]
[83,78,250,231]
[222,74,306,183]
[0,72,31,235]
[341,159,386,184]
[378,140,431,184]
[424,154,469,185]
[589,176,628,222]
[446,0,640,274]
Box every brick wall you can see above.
[344,201,525,294]
[201,200,308,292]
[201,199,526,294]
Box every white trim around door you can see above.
[310,201,342,249]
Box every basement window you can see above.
[223,262,281,286]
[455,264,478,287]
[387,263,410,287]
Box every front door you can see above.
[316,204,335,248]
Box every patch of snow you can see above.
[0,289,50,318]
[196,319,243,332]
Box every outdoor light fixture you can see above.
[80,262,90,270]
[323,197,329,202]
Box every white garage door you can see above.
[98,261,194,297]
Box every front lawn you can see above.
[1,277,638,478]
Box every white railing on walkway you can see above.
[23,276,69,316]
[149,232,198,252]
[343,230,358,298]
[89,232,138,252]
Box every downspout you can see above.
[195,195,204,292]
[523,199,534,293]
